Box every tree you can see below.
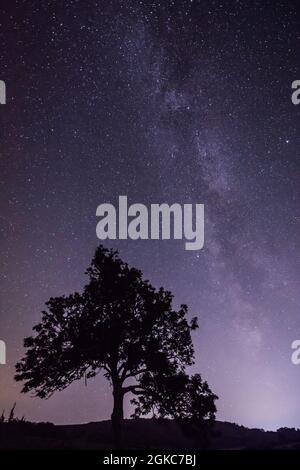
[15,245,217,447]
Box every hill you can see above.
[1,419,300,450]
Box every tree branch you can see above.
[123,368,149,380]
[122,384,147,394]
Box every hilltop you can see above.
[1,419,300,450]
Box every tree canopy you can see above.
[15,245,217,446]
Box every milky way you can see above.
[0,0,299,430]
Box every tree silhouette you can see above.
[15,245,217,447]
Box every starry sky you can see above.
[0,0,299,430]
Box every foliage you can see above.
[15,245,217,445]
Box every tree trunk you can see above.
[111,386,124,448]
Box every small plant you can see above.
[0,403,27,424]
[8,402,16,422]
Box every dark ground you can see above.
[1,419,300,450]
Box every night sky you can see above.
[0,0,299,430]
